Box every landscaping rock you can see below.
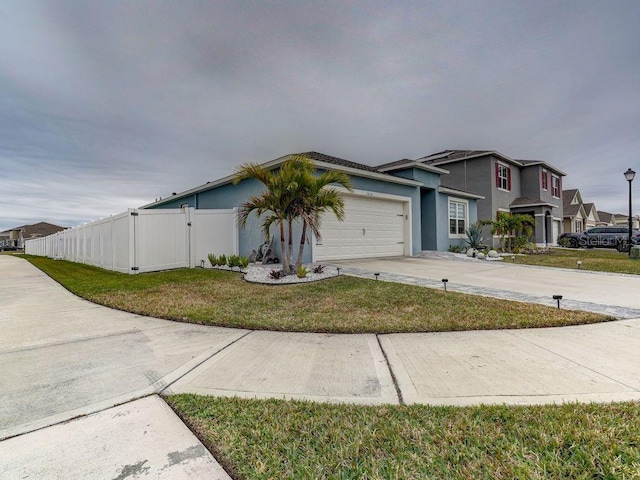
[477,252,486,259]
[488,250,498,258]
[466,248,477,258]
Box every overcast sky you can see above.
[1,0,639,231]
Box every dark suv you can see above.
[559,227,640,251]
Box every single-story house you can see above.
[141,152,483,262]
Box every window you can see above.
[496,162,511,191]
[541,170,548,190]
[551,175,560,197]
[449,199,467,236]
[575,219,583,232]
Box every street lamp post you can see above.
[624,168,636,257]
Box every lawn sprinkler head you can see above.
[577,260,582,269]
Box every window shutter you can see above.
[507,168,511,191]
[495,163,499,187]
[559,177,562,196]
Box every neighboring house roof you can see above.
[563,203,584,218]
[412,149,567,176]
[0,222,66,237]
[583,203,599,222]
[562,189,578,208]
[597,211,615,224]
[510,197,558,208]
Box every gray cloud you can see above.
[1,0,639,231]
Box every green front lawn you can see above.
[21,255,610,333]
[168,395,640,480]
[512,248,640,274]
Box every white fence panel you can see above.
[25,207,239,274]
[192,209,238,267]
[112,211,132,273]
[135,209,189,273]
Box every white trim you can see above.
[448,197,469,239]
[438,186,484,200]
[378,161,450,175]
[496,161,511,191]
[511,202,559,209]
[314,160,422,186]
[141,155,422,209]
[551,174,561,198]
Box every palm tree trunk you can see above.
[288,218,294,273]
[295,219,308,271]
[279,220,289,273]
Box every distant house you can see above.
[404,150,566,246]
[563,189,588,233]
[0,222,66,250]
[597,211,640,229]
[582,203,599,228]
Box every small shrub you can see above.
[269,269,285,280]
[464,222,484,249]
[558,237,572,248]
[207,253,217,267]
[297,266,309,278]
[218,254,227,267]
[313,264,325,274]
[448,244,466,253]
[227,254,241,270]
[239,256,249,270]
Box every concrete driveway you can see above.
[2,254,640,477]
[335,255,640,316]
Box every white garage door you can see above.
[314,194,407,261]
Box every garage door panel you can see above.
[314,194,407,261]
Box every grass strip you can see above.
[167,394,640,480]
[21,255,610,333]
[513,248,640,274]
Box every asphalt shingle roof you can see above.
[298,151,380,173]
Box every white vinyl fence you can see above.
[25,208,238,274]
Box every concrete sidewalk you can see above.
[2,254,640,477]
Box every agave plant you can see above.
[464,222,484,249]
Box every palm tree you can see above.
[234,161,297,274]
[480,212,534,252]
[291,166,352,270]
[234,155,352,274]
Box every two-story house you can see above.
[562,189,588,233]
[405,150,566,246]
[0,222,66,250]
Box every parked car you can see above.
[558,227,640,251]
